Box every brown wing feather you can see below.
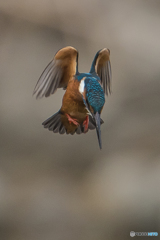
[33,46,78,99]
[95,48,112,95]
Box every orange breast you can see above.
[60,78,87,133]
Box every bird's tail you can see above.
[42,110,66,134]
[42,111,104,135]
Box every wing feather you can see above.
[96,49,112,95]
[33,46,78,99]
[90,48,112,95]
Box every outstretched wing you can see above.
[90,48,112,95]
[33,46,78,99]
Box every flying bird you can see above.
[33,46,111,149]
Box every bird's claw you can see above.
[83,116,89,133]
[65,113,79,126]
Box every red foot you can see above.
[83,115,89,133]
[65,113,79,126]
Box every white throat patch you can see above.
[79,77,85,94]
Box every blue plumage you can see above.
[76,72,100,82]
[76,73,92,81]
[85,77,105,113]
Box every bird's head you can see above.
[83,77,105,149]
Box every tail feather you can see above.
[42,111,66,134]
[76,125,83,135]
[42,111,104,135]
[59,124,66,134]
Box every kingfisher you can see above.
[33,46,111,149]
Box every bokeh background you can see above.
[0,0,160,239]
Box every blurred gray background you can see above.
[0,0,160,239]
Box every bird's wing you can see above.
[33,46,78,99]
[90,48,112,95]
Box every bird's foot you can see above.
[83,115,89,133]
[65,113,79,126]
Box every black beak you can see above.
[94,112,102,149]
